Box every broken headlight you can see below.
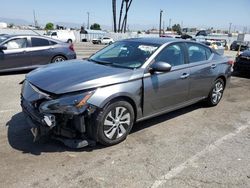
[39,91,95,115]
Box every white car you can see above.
[92,37,114,45]
[45,30,76,43]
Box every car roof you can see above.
[1,34,64,43]
[121,37,182,45]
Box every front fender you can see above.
[87,79,143,118]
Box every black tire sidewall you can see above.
[96,100,134,146]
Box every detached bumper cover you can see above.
[21,97,96,148]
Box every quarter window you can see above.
[155,44,185,67]
[3,38,28,50]
[31,38,50,47]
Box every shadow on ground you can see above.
[0,70,30,76]
[7,103,204,155]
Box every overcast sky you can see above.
[1,0,250,31]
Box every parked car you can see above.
[45,30,76,43]
[201,40,225,55]
[21,38,232,148]
[92,37,114,45]
[230,41,249,51]
[234,48,250,74]
[0,35,76,73]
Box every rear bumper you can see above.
[67,53,77,60]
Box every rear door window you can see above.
[187,43,208,63]
[31,38,50,47]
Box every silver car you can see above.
[0,34,76,72]
[20,38,232,148]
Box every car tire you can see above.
[96,100,134,146]
[51,55,66,63]
[109,41,113,45]
[67,39,73,43]
[205,78,225,106]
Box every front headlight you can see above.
[39,91,95,115]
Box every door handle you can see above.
[180,73,190,79]
[211,64,217,69]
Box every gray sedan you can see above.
[20,38,232,148]
[0,34,76,72]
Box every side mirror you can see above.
[0,45,7,51]
[149,61,172,73]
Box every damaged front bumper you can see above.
[21,96,97,149]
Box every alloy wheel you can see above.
[212,81,224,104]
[103,107,131,140]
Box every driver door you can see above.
[143,43,190,117]
[0,37,31,70]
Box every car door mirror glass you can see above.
[150,61,172,73]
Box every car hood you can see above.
[26,60,142,95]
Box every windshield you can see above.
[89,41,159,69]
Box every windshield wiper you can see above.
[88,58,112,65]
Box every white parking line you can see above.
[151,123,250,188]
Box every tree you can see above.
[112,0,117,32]
[172,24,182,35]
[112,0,133,33]
[45,22,54,30]
[90,23,101,30]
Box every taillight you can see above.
[69,44,74,52]
[228,60,234,65]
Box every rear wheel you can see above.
[96,100,134,146]
[51,55,66,63]
[206,78,225,106]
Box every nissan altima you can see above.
[21,38,232,148]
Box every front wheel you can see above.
[96,100,134,146]
[206,78,225,106]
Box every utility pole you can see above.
[33,10,38,28]
[159,10,163,37]
[87,12,90,29]
[228,22,232,34]
[169,18,172,30]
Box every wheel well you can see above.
[217,76,226,87]
[51,54,67,62]
[107,96,138,121]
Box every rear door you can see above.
[0,37,31,70]
[143,43,190,117]
[30,37,54,65]
[186,42,217,100]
